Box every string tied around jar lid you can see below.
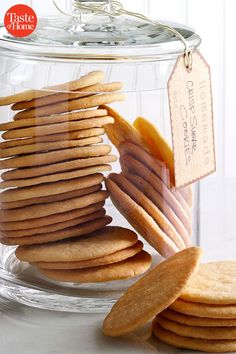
[53,0,193,71]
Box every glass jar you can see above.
[0,0,201,312]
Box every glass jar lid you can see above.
[0,0,201,61]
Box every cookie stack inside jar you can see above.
[0,70,151,283]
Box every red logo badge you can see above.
[4,4,37,38]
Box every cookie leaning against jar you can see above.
[0,71,151,283]
[103,105,192,258]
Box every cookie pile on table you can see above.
[103,106,193,258]
[104,248,236,353]
[0,70,151,283]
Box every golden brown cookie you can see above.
[38,251,151,283]
[0,174,103,202]
[0,109,107,131]
[106,176,178,258]
[13,93,125,119]
[1,215,112,245]
[103,247,202,336]
[153,322,236,353]
[120,154,191,235]
[109,173,186,251]
[161,308,236,327]
[33,241,143,269]
[170,299,236,319]
[0,144,111,169]
[0,190,109,222]
[0,202,105,231]
[2,209,106,238]
[1,155,116,181]
[0,70,105,106]
[123,173,190,247]
[12,82,122,111]
[0,136,103,158]
[156,315,236,340]
[16,226,138,262]
[180,261,236,305]
[2,116,114,140]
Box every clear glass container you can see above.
[0,1,201,312]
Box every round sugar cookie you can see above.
[0,136,103,158]
[16,226,138,262]
[12,82,122,111]
[0,202,105,231]
[2,208,105,238]
[156,315,236,340]
[153,322,236,353]
[38,251,151,283]
[33,241,143,269]
[1,155,116,181]
[120,154,191,235]
[13,93,125,119]
[2,116,114,140]
[0,70,105,106]
[124,173,190,247]
[0,190,109,222]
[109,173,185,251]
[2,215,112,245]
[0,109,107,131]
[161,308,236,327]
[180,261,236,305]
[106,175,179,258]
[0,165,111,189]
[103,247,202,336]
[0,174,103,202]
[0,144,111,169]
[1,184,102,210]
[171,299,236,319]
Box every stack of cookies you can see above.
[104,106,192,258]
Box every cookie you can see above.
[101,105,144,149]
[109,173,186,251]
[0,165,111,189]
[156,315,236,340]
[124,173,190,247]
[120,154,192,235]
[106,176,178,258]
[0,183,102,210]
[180,261,236,305]
[2,155,116,181]
[0,136,103,158]
[0,190,109,222]
[16,226,138,262]
[33,241,143,269]
[119,142,191,218]
[2,116,114,140]
[0,109,107,132]
[2,209,106,238]
[0,128,105,150]
[13,93,125,119]
[2,215,112,245]
[0,202,105,231]
[38,251,151,283]
[0,71,105,106]
[0,174,103,202]
[103,247,202,336]
[153,322,236,353]
[0,144,111,169]
[161,308,236,327]
[170,299,236,319]
[12,82,122,111]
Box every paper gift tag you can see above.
[168,50,216,188]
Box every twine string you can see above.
[53,0,193,70]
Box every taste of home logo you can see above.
[4,4,37,38]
